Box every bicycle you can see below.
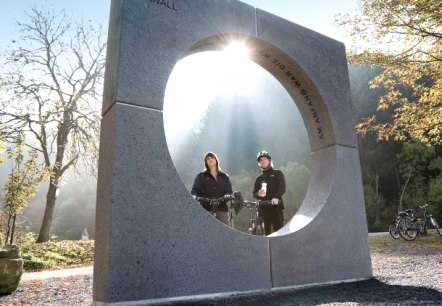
[196,191,243,227]
[397,202,442,240]
[388,209,414,239]
[415,202,442,237]
[242,199,272,236]
[397,210,419,241]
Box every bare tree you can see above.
[0,7,106,242]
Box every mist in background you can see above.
[164,52,311,232]
[0,163,96,240]
[1,51,312,238]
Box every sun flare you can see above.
[163,49,261,156]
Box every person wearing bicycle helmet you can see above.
[253,150,286,235]
[191,152,232,225]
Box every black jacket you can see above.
[253,167,286,208]
[191,170,232,212]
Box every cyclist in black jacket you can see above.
[253,150,286,235]
[191,152,232,224]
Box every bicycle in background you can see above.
[415,202,442,237]
[397,209,419,241]
[394,202,442,241]
[388,209,414,239]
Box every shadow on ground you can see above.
[165,278,442,306]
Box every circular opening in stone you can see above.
[164,51,310,235]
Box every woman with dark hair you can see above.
[191,152,232,225]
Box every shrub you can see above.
[17,233,94,271]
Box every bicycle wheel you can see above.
[398,218,418,241]
[388,223,400,239]
[420,223,427,234]
[417,219,427,234]
[430,217,442,237]
[254,224,264,236]
[249,221,257,235]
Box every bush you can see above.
[18,233,94,272]
[23,256,55,270]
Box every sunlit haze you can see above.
[163,48,310,233]
[0,0,353,233]
[164,51,261,156]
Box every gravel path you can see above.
[1,234,441,305]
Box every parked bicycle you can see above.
[242,199,272,236]
[396,202,442,241]
[388,209,413,239]
[415,203,441,237]
[196,191,243,227]
[397,209,419,241]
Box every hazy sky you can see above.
[0,0,358,49]
[0,0,110,49]
[241,0,358,44]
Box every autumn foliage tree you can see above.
[0,8,106,242]
[1,133,46,245]
[336,0,442,145]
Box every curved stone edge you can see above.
[269,145,372,287]
[94,103,272,303]
[94,0,370,303]
[255,8,357,149]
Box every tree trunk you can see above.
[398,175,411,213]
[375,172,380,222]
[9,214,17,245]
[36,180,58,243]
[4,214,12,245]
[37,120,68,243]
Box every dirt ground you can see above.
[1,233,441,305]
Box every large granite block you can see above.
[255,9,357,150]
[94,0,371,304]
[102,0,256,115]
[94,103,270,303]
[269,145,372,287]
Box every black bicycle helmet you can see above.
[257,150,271,162]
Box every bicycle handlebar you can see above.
[242,200,273,208]
[196,194,235,204]
[195,192,243,215]
[418,202,431,210]
[194,191,244,215]
[195,191,240,205]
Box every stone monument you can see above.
[93,0,372,304]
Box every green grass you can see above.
[13,230,442,272]
[18,233,94,272]
[369,229,442,250]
